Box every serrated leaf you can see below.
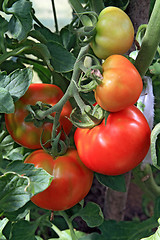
[0,68,33,101]
[95,173,126,192]
[34,24,62,43]
[0,87,14,113]
[10,219,39,240]
[78,202,104,228]
[0,172,31,212]
[7,0,32,41]
[47,41,76,73]
[6,161,53,196]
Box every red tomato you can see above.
[24,148,93,211]
[95,55,143,112]
[5,83,73,149]
[74,105,151,176]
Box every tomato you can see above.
[91,6,134,59]
[95,55,143,112]
[74,105,151,176]
[24,148,93,211]
[5,83,72,149]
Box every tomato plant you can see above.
[5,83,73,149]
[74,105,151,175]
[91,6,134,59]
[94,55,143,112]
[24,148,93,211]
[0,0,160,239]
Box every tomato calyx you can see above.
[70,104,104,128]
[78,66,103,93]
[75,11,98,46]
[25,101,54,127]
[41,129,70,158]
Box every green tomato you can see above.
[91,6,134,59]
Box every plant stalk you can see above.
[134,0,160,77]
[51,0,59,32]
[69,0,93,26]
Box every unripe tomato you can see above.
[24,149,93,211]
[74,105,151,176]
[5,83,73,149]
[91,6,134,59]
[95,55,143,112]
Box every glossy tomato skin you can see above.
[24,148,93,211]
[5,83,72,149]
[74,105,151,176]
[95,55,143,112]
[91,7,134,59]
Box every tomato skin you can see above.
[91,6,134,59]
[74,105,151,176]
[24,148,93,211]
[95,55,143,112]
[5,83,73,149]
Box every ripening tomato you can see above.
[95,55,143,112]
[91,6,134,59]
[24,148,93,211]
[5,83,73,149]
[74,105,151,176]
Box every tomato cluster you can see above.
[5,83,93,211]
[74,8,151,176]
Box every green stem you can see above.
[89,0,104,15]
[60,211,78,240]
[132,164,160,200]
[38,45,90,119]
[151,122,160,169]
[51,222,65,238]
[143,164,160,198]
[0,46,30,65]
[51,0,59,33]
[134,0,160,77]
[69,0,92,26]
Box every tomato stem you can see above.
[69,0,93,26]
[59,211,78,240]
[38,45,90,119]
[51,0,59,33]
[0,46,31,65]
[134,0,160,77]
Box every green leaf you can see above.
[141,219,160,239]
[0,161,53,212]
[6,161,53,196]
[7,0,32,41]
[47,41,76,73]
[34,24,62,43]
[149,59,160,75]
[10,219,39,240]
[0,218,9,240]
[0,87,14,113]
[95,173,126,192]
[78,202,104,228]
[0,68,33,101]
[0,16,8,52]
[0,172,31,212]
